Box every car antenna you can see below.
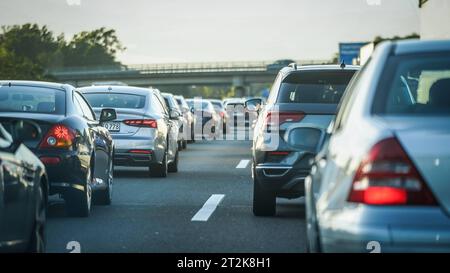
[340,60,346,69]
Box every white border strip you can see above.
[191,194,225,222]
[236,159,250,169]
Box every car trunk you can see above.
[383,116,450,216]
[93,107,146,136]
[0,113,64,149]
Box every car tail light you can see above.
[348,137,437,206]
[268,151,290,156]
[39,125,75,149]
[39,156,61,165]
[265,112,304,130]
[220,111,225,118]
[124,119,157,128]
[128,149,152,154]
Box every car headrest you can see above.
[429,78,450,108]
[37,102,55,113]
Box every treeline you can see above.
[0,23,125,80]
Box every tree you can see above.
[0,24,125,80]
[62,27,125,67]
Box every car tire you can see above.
[168,149,179,173]
[27,180,46,253]
[150,152,168,177]
[182,140,187,149]
[65,168,92,217]
[252,177,276,217]
[94,159,113,205]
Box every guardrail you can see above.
[47,60,331,76]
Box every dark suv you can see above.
[248,64,359,216]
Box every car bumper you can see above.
[33,149,88,196]
[254,163,308,197]
[114,149,154,167]
[319,206,450,253]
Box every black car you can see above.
[0,121,48,252]
[247,64,359,216]
[0,81,116,217]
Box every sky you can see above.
[0,0,420,64]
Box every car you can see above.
[174,95,195,143]
[0,121,48,252]
[162,93,186,150]
[305,40,450,253]
[186,98,219,140]
[224,98,249,130]
[80,85,180,176]
[267,59,296,71]
[0,81,115,217]
[248,64,359,216]
[208,99,228,134]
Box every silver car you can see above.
[80,86,180,177]
[305,40,450,253]
[162,93,186,150]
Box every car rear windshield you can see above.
[277,70,356,104]
[188,100,213,110]
[0,86,65,114]
[83,93,146,109]
[373,54,450,116]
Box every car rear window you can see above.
[373,54,450,116]
[83,93,146,109]
[277,70,356,104]
[0,86,65,114]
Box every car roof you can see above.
[78,85,154,96]
[279,64,360,75]
[0,80,73,91]
[208,99,222,103]
[392,39,450,55]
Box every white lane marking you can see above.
[236,159,250,169]
[191,194,225,222]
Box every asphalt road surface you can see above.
[47,140,306,253]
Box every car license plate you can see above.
[102,122,120,132]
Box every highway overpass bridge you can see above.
[48,60,330,94]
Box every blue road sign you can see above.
[339,42,369,64]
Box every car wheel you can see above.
[150,152,168,177]
[168,149,179,173]
[182,140,187,149]
[27,180,46,253]
[94,158,113,205]
[252,177,276,217]
[65,168,92,217]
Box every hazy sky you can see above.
[0,0,420,64]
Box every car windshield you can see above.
[374,54,450,116]
[0,86,65,114]
[83,93,146,109]
[210,101,224,110]
[277,70,356,104]
[187,100,212,110]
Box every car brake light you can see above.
[124,119,157,128]
[39,125,75,149]
[39,156,61,165]
[348,137,437,206]
[265,111,304,128]
[268,151,290,156]
[128,149,152,154]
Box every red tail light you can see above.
[265,111,304,127]
[348,137,437,206]
[128,149,152,154]
[124,119,157,128]
[268,151,290,156]
[39,125,75,149]
[220,111,225,118]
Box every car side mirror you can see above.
[190,107,195,114]
[11,120,42,144]
[99,108,117,122]
[245,98,262,112]
[169,109,181,120]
